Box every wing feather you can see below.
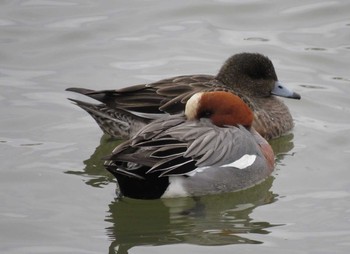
[105,117,260,179]
[184,130,217,158]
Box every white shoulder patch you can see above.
[221,154,257,170]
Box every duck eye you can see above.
[198,110,213,118]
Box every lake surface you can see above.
[1,0,350,253]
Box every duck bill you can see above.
[271,81,301,99]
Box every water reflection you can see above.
[269,133,295,163]
[65,135,122,187]
[105,178,279,254]
[66,133,295,187]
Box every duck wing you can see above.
[105,116,259,179]
[67,75,234,115]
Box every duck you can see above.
[104,91,275,199]
[66,52,300,140]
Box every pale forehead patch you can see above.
[185,92,203,120]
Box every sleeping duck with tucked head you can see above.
[104,91,275,199]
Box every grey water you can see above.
[1,0,350,253]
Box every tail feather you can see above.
[66,87,95,94]
[68,98,148,138]
[66,87,112,103]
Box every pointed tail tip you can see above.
[66,98,96,108]
[67,97,81,104]
[65,87,95,94]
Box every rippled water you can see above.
[1,0,350,253]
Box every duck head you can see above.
[216,53,301,99]
[185,91,254,128]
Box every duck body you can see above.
[105,91,275,199]
[67,53,300,140]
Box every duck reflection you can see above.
[65,135,122,187]
[105,177,280,254]
[65,133,294,188]
[269,133,295,163]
